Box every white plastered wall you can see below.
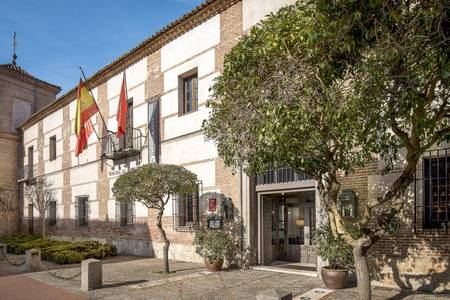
[242,0,297,31]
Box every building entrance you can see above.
[260,190,317,270]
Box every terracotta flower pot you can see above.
[204,258,224,272]
[321,267,348,289]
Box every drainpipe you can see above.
[239,166,243,268]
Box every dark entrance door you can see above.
[270,194,317,266]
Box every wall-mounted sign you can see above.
[208,198,217,212]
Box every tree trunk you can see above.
[40,215,46,239]
[156,209,170,274]
[353,242,372,300]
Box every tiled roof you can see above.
[0,63,61,91]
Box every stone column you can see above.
[25,249,41,271]
[0,243,6,261]
[81,258,102,291]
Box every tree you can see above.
[0,187,16,237]
[25,177,56,238]
[113,164,198,274]
[203,1,449,299]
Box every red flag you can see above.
[75,118,94,156]
[116,73,128,137]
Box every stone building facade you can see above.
[17,0,449,293]
[0,63,60,236]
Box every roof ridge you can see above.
[0,63,61,91]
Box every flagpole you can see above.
[78,67,120,156]
[78,66,112,136]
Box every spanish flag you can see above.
[74,79,98,156]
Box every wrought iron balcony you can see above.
[256,167,313,185]
[103,128,143,160]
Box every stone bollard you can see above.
[25,249,41,271]
[0,243,6,261]
[256,289,293,300]
[81,258,102,291]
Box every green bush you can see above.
[0,234,117,264]
[313,225,354,270]
[193,229,235,261]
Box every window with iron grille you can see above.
[178,68,198,115]
[48,201,57,226]
[49,135,56,161]
[423,154,450,229]
[115,200,135,227]
[173,182,201,231]
[75,196,89,227]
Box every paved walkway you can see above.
[1,255,447,299]
[0,274,85,300]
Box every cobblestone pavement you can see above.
[1,255,448,299]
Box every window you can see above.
[116,200,135,227]
[178,69,198,115]
[222,197,234,220]
[27,146,34,178]
[49,201,57,226]
[173,188,200,231]
[423,155,450,229]
[76,196,89,226]
[119,98,133,149]
[49,135,56,161]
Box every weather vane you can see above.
[12,32,17,65]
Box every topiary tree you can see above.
[113,164,198,274]
[203,1,449,299]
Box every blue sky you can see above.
[0,0,204,95]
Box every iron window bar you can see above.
[414,147,449,235]
[173,180,202,231]
[256,167,313,185]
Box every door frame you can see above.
[257,186,318,266]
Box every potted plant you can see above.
[193,228,234,272]
[313,225,353,289]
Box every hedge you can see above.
[0,234,117,264]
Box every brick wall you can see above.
[0,69,58,236]
[97,83,109,221]
[62,106,72,219]
[340,163,450,292]
[0,133,20,236]
[216,1,243,73]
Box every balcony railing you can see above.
[256,167,313,185]
[103,128,143,160]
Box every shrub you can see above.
[0,234,117,264]
[313,225,353,270]
[193,229,235,261]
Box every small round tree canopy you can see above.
[113,164,198,209]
